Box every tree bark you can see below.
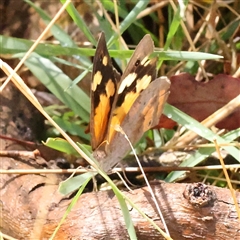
[1,155,239,240]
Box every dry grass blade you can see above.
[0,60,98,171]
[176,95,240,146]
[115,125,171,238]
[0,0,72,92]
[213,139,240,220]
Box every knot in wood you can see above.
[183,183,217,208]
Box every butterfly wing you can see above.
[91,34,170,172]
[100,76,171,172]
[107,34,158,143]
[90,33,120,150]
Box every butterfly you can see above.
[90,32,170,172]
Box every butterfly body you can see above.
[90,33,170,172]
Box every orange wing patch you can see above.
[108,58,156,143]
[92,78,116,148]
[90,33,119,150]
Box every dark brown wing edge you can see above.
[90,32,120,150]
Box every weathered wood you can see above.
[1,156,239,240]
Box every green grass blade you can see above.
[24,0,76,47]
[164,104,240,161]
[165,129,240,182]
[24,53,90,121]
[164,5,182,50]
[44,138,80,155]
[59,172,95,195]
[154,50,223,61]
[50,174,92,239]
[112,190,137,239]
[60,0,96,45]
[118,0,149,35]
[25,0,92,67]
[106,0,150,44]
[0,35,95,58]
[53,116,90,141]
[101,1,152,42]
[0,35,222,62]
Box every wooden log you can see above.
[1,155,239,239]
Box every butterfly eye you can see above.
[135,59,141,66]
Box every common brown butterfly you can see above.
[90,33,170,172]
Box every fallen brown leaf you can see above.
[159,73,240,130]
